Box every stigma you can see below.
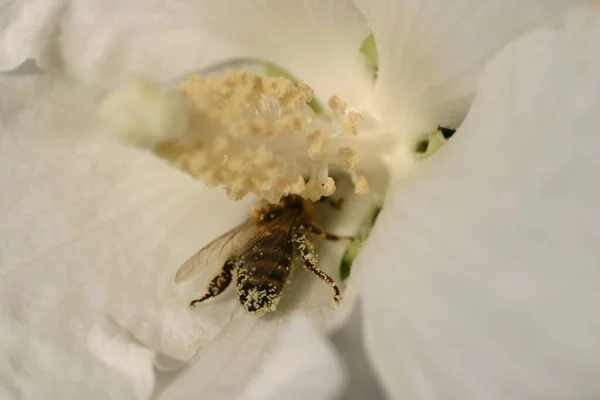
[99,71,369,203]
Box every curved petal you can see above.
[0,74,251,374]
[237,314,346,400]
[0,0,59,72]
[0,0,373,108]
[353,0,587,141]
[0,314,155,399]
[157,313,346,400]
[331,304,388,400]
[359,5,600,399]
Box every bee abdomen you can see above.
[247,257,292,286]
[245,247,285,263]
[268,263,290,282]
[236,270,285,316]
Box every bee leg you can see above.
[293,231,342,305]
[303,222,353,242]
[189,257,237,307]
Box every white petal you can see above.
[199,0,374,108]
[0,73,254,367]
[331,304,388,400]
[238,314,346,400]
[87,318,156,400]
[0,0,58,71]
[0,318,155,399]
[353,0,586,140]
[0,0,372,108]
[360,5,600,400]
[157,313,346,400]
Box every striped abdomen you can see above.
[235,225,295,315]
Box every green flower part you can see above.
[340,205,382,281]
[360,35,378,79]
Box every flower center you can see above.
[100,71,375,204]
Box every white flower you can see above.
[1,1,598,399]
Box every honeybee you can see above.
[175,195,352,316]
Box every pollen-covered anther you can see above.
[328,95,347,116]
[352,173,369,196]
[281,176,306,195]
[207,73,225,89]
[250,145,273,167]
[170,149,205,174]
[250,117,270,137]
[274,115,296,131]
[273,77,293,97]
[225,154,248,172]
[292,116,306,131]
[342,112,361,136]
[213,135,230,153]
[199,167,222,187]
[338,147,358,171]
[347,112,361,126]
[225,70,248,87]
[250,173,273,193]
[297,84,314,103]
[226,176,251,200]
[307,130,325,159]
[231,123,249,138]
[278,91,299,108]
[305,176,336,202]
[250,76,265,96]
[171,153,192,172]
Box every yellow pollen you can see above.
[292,116,306,131]
[307,130,325,159]
[347,112,361,126]
[342,112,361,136]
[100,70,370,203]
[282,176,306,195]
[338,147,358,171]
[231,123,249,138]
[305,175,336,201]
[207,73,225,89]
[328,95,347,115]
[251,145,272,166]
[274,115,292,130]
[350,172,369,196]
[274,78,292,96]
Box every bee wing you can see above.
[174,219,257,283]
[238,208,299,271]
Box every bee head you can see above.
[280,194,305,210]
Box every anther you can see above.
[100,71,370,203]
